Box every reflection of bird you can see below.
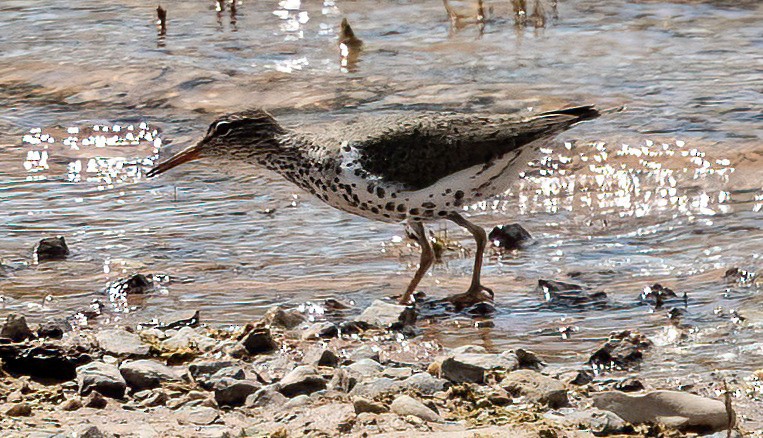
[147,106,603,309]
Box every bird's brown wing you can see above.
[355,106,600,191]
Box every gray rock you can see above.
[301,322,338,340]
[5,402,32,417]
[278,365,326,397]
[188,361,236,379]
[1,313,34,342]
[213,377,260,407]
[383,367,413,379]
[263,306,306,329]
[35,236,69,261]
[349,345,380,362]
[78,362,127,399]
[500,369,569,408]
[161,327,217,352]
[285,394,311,408]
[245,386,288,408]
[441,353,519,383]
[402,372,449,395]
[77,425,111,438]
[304,348,339,368]
[353,397,388,414]
[451,345,488,355]
[592,390,733,432]
[349,377,401,399]
[240,327,277,355]
[119,359,183,390]
[178,406,219,425]
[355,300,416,329]
[545,408,628,435]
[345,358,384,378]
[202,366,246,389]
[96,329,149,357]
[390,395,441,422]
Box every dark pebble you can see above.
[35,236,69,261]
[488,223,532,250]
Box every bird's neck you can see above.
[258,138,337,191]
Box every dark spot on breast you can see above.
[367,183,375,194]
[422,202,436,209]
[385,202,395,211]
[409,208,420,215]
[438,211,448,216]
[391,193,397,198]
[423,210,434,217]
[445,189,452,194]
[371,207,380,214]
[397,204,406,212]
[376,187,385,198]
[455,190,464,199]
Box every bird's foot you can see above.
[445,284,494,310]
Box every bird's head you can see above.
[146,109,285,177]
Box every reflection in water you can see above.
[156,5,167,47]
[338,18,363,73]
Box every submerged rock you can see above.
[156,309,200,330]
[488,223,532,250]
[1,313,35,342]
[355,300,416,330]
[537,279,608,308]
[35,236,69,261]
[390,395,441,422]
[588,330,652,373]
[639,283,682,308]
[78,361,127,399]
[593,390,733,432]
[500,369,569,408]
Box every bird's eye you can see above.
[214,121,233,137]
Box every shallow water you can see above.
[1,0,762,380]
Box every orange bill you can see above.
[145,142,204,177]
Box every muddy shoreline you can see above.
[1,295,759,437]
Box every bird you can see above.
[146,105,605,309]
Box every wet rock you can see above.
[588,330,652,373]
[1,313,35,342]
[723,267,756,284]
[355,300,416,330]
[119,359,183,390]
[278,365,326,398]
[440,353,519,384]
[349,345,380,363]
[354,397,388,414]
[614,377,644,392]
[474,320,495,328]
[346,358,384,378]
[213,378,260,407]
[246,386,288,408]
[500,370,569,408]
[513,348,546,371]
[489,223,532,250]
[402,372,449,395]
[563,370,593,386]
[37,318,72,339]
[390,395,441,422]
[465,302,496,316]
[240,327,277,355]
[6,402,32,417]
[178,406,219,425]
[304,348,339,368]
[60,397,83,411]
[156,309,200,330]
[639,283,681,308]
[110,273,154,295]
[302,322,339,340]
[263,306,306,329]
[593,390,732,432]
[83,391,108,409]
[161,327,217,352]
[0,344,89,380]
[537,279,608,308]
[78,361,127,399]
[96,329,150,357]
[35,236,69,261]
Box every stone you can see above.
[513,348,546,370]
[382,367,413,379]
[500,370,569,408]
[141,389,169,407]
[390,395,441,422]
[0,344,90,381]
[349,377,400,399]
[402,372,449,395]
[35,236,69,261]
[84,391,108,409]
[278,365,326,398]
[157,309,200,330]
[537,279,608,308]
[489,224,532,250]
[96,329,150,357]
[198,366,246,390]
[328,368,353,392]
[6,402,32,416]
[346,358,384,378]
[304,348,339,368]
[77,425,111,438]
[355,300,416,329]
[588,330,652,373]
[614,377,644,392]
[60,398,83,411]
[119,359,183,390]
[353,397,389,414]
[245,386,288,408]
[37,318,72,339]
[178,406,219,425]
[263,306,306,329]
[161,327,217,352]
[240,328,278,355]
[213,378,260,407]
[349,345,380,363]
[78,362,127,399]
[301,322,338,340]
[1,313,35,342]
[545,408,629,436]
[451,345,488,354]
[285,394,311,408]
[188,361,236,379]
[441,353,519,383]
[592,390,732,432]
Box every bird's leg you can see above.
[399,221,434,305]
[445,212,494,309]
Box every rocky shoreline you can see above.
[0,296,759,438]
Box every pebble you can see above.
[440,353,519,383]
[1,313,35,342]
[78,361,127,399]
[60,398,83,411]
[96,329,150,357]
[355,300,416,330]
[245,386,289,408]
[500,369,569,408]
[303,348,339,368]
[35,236,69,261]
[278,365,327,398]
[353,397,389,414]
[349,345,380,363]
[390,395,441,422]
[84,391,108,409]
[239,327,278,355]
[345,358,384,378]
[213,378,260,407]
[263,306,306,329]
[119,359,183,390]
[37,318,72,339]
[6,402,33,417]
[302,322,339,340]
[161,326,217,352]
[178,406,219,425]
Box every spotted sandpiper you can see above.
[147,105,604,309]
